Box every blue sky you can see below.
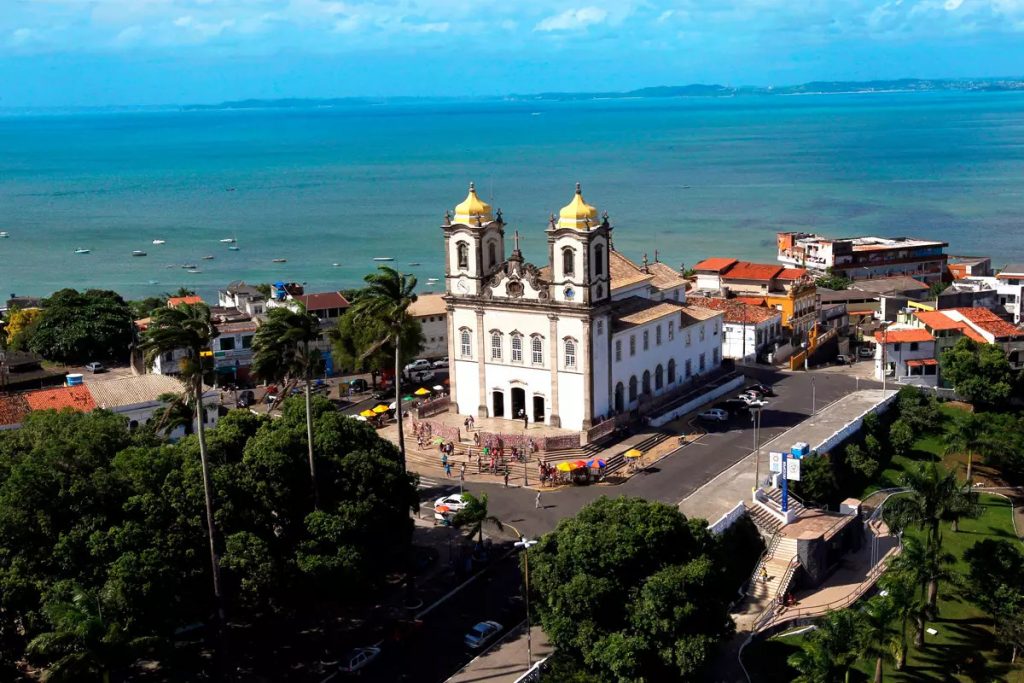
[3,0,1024,107]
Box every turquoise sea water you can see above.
[2,91,1024,301]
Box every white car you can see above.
[739,392,764,404]
[464,621,503,650]
[338,646,380,673]
[404,359,432,375]
[431,357,449,369]
[410,369,436,383]
[434,493,469,521]
[698,408,729,422]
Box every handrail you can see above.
[747,531,782,594]
[752,555,800,632]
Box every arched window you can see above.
[642,370,651,395]
[655,364,664,390]
[457,242,469,269]
[460,328,472,358]
[668,359,676,383]
[490,331,502,360]
[594,244,605,276]
[614,382,624,413]
[564,338,577,369]
[511,334,523,363]
[643,330,649,351]
[628,376,638,402]
[531,336,544,365]
[487,241,497,269]
[562,247,575,276]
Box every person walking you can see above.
[503,470,509,488]
[522,410,528,430]
[444,461,452,478]
[535,491,542,509]
[760,567,769,584]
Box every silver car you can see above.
[464,621,502,650]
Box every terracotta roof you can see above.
[0,394,30,427]
[24,385,96,413]
[612,297,685,330]
[295,291,350,312]
[693,257,738,273]
[689,298,781,324]
[874,328,934,344]
[409,293,447,317]
[678,305,723,326]
[961,326,987,343]
[646,261,687,290]
[721,261,784,281]
[87,374,188,409]
[906,358,939,367]
[777,268,807,281]
[914,310,962,331]
[135,317,151,332]
[734,296,768,306]
[609,251,653,291]
[216,320,258,335]
[167,295,204,307]
[954,308,1024,339]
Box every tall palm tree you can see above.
[151,391,195,437]
[349,266,419,470]
[139,302,224,620]
[788,608,862,683]
[883,462,980,543]
[943,413,986,486]
[452,492,504,547]
[859,595,897,683]
[879,551,926,664]
[252,306,324,507]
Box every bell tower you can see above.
[442,182,506,298]
[546,183,612,306]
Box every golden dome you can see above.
[453,182,493,225]
[558,182,599,230]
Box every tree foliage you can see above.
[3,306,43,351]
[27,289,134,364]
[940,337,1016,408]
[528,497,755,682]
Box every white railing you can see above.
[709,501,747,535]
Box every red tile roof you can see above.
[777,267,808,280]
[914,310,962,330]
[689,298,780,324]
[954,308,1024,339]
[961,326,987,343]
[295,291,350,312]
[24,385,97,413]
[874,328,934,344]
[734,296,768,306]
[167,295,204,307]
[906,358,939,367]
[693,257,738,273]
[721,261,785,281]
[0,394,30,426]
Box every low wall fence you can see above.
[813,390,898,455]
[410,419,462,444]
[474,431,581,453]
[415,395,451,419]
[709,501,747,535]
[648,374,745,428]
[585,418,617,444]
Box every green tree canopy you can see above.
[940,337,1016,408]
[529,497,751,682]
[27,289,134,364]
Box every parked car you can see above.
[739,392,763,404]
[748,383,774,396]
[410,369,436,383]
[431,357,449,369]
[434,493,469,521]
[347,378,369,393]
[698,408,729,422]
[464,621,503,650]
[836,354,851,365]
[857,346,875,359]
[84,362,105,373]
[338,646,381,673]
[237,390,255,408]
[403,359,432,376]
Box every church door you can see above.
[492,390,505,418]
[532,396,545,424]
[511,387,526,420]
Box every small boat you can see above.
[132,250,147,257]
[408,262,421,266]
[202,255,215,260]
[181,264,197,269]
[152,239,166,245]
[0,232,9,238]
[228,245,240,251]
[373,257,394,262]
[272,258,287,263]
[186,269,202,274]
[220,238,235,243]
[74,248,90,254]
[225,187,236,192]
[148,280,159,285]
[332,262,341,267]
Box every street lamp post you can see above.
[514,536,539,670]
[751,404,764,490]
[811,376,816,416]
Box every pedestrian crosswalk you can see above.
[418,477,441,489]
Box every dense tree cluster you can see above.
[528,497,762,682]
[0,399,417,681]
[964,539,1024,663]
[940,337,1018,408]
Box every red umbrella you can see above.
[573,460,587,469]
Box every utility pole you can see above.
[515,536,539,670]
[751,404,764,490]
[811,376,816,416]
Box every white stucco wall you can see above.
[414,314,448,359]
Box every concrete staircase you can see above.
[764,487,807,517]
[741,535,800,632]
[747,504,783,535]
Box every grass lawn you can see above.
[743,493,1024,683]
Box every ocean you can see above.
[2,91,1024,302]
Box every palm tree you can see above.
[451,492,504,547]
[879,551,926,664]
[252,306,324,507]
[139,302,224,620]
[859,595,897,683]
[349,266,419,470]
[151,391,195,436]
[788,608,862,683]
[27,586,145,683]
[884,462,980,542]
[943,413,985,487]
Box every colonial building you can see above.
[776,232,949,284]
[408,293,448,360]
[443,183,723,431]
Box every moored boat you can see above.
[152,239,166,245]
[74,248,90,254]
[272,258,287,263]
[373,257,394,262]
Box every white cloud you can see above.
[945,0,965,9]
[410,22,449,33]
[535,6,608,32]
[9,28,36,47]
[114,25,144,45]
[657,10,675,23]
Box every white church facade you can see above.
[443,183,724,432]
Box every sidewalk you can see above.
[445,623,552,683]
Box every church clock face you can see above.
[564,286,575,300]
[457,277,470,293]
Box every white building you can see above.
[688,298,782,362]
[874,327,938,386]
[218,282,266,317]
[443,182,724,431]
[87,374,220,437]
[995,264,1024,324]
[409,293,448,360]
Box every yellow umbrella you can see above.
[359,409,376,418]
[373,404,390,413]
[414,387,431,396]
[624,449,644,459]
[556,461,580,472]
